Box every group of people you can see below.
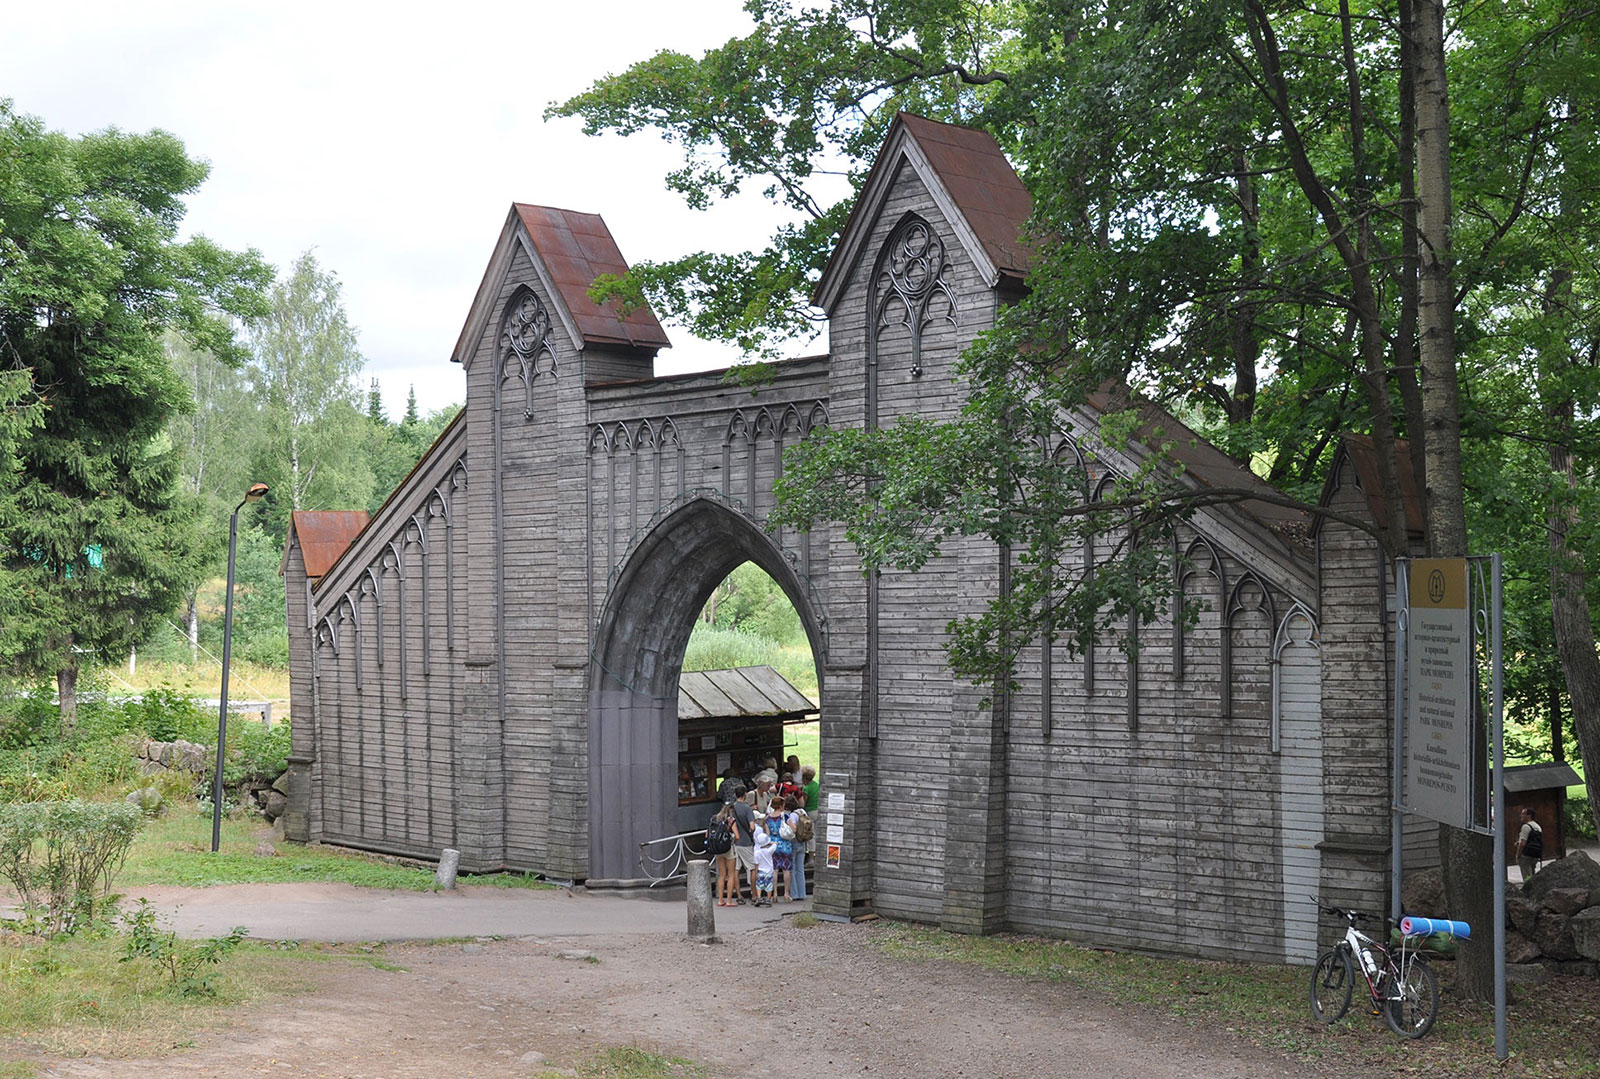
[708,755,819,908]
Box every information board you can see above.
[1405,558,1473,829]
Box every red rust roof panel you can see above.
[513,204,671,351]
[289,511,371,580]
[897,114,1033,281]
[1341,434,1426,537]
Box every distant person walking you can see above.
[1516,807,1544,887]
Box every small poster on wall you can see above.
[826,844,841,869]
[677,737,688,753]
[715,752,730,773]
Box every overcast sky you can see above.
[5,0,823,419]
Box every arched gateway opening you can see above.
[587,495,826,883]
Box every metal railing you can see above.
[638,829,710,887]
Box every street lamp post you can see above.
[212,482,269,853]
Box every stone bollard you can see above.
[686,859,717,942]
[436,848,461,890]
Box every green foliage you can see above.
[223,720,290,789]
[0,101,271,708]
[683,625,817,700]
[702,562,805,645]
[244,250,374,536]
[1571,794,1597,840]
[0,799,143,936]
[119,898,247,997]
[549,0,1020,356]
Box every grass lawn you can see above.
[118,811,553,891]
[0,928,394,1072]
[875,923,1600,1077]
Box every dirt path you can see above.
[26,919,1384,1079]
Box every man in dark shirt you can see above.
[728,784,757,903]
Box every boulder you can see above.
[1545,959,1598,977]
[1506,962,1550,987]
[1573,907,1600,962]
[1528,851,1600,907]
[1543,887,1592,917]
[271,771,290,795]
[1402,867,1445,916]
[1505,928,1543,965]
[264,790,288,821]
[125,786,162,816]
[1506,893,1540,937]
[172,740,209,773]
[1531,910,1578,961]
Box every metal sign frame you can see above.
[1392,554,1506,1060]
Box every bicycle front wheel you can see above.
[1382,957,1438,1039]
[1310,948,1353,1024]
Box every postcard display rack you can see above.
[673,718,788,832]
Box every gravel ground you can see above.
[27,917,1393,1079]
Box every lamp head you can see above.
[244,483,269,503]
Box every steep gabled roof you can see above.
[451,204,669,368]
[814,113,1033,312]
[282,511,370,580]
[1316,434,1425,541]
[1078,386,1313,551]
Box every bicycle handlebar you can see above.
[1314,902,1378,923]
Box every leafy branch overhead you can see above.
[548,0,1021,356]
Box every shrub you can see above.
[120,898,247,997]
[1569,792,1597,840]
[0,800,144,935]
[225,721,290,789]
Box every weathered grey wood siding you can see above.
[1313,452,1398,947]
[299,419,470,863]
[285,121,1396,960]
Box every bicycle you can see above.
[1309,905,1439,1039]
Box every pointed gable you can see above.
[452,204,669,369]
[282,511,371,580]
[814,113,1033,313]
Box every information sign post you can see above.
[1394,555,1506,1061]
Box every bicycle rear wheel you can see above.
[1382,957,1438,1039]
[1309,948,1353,1023]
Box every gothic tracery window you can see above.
[873,215,958,377]
[498,286,555,418]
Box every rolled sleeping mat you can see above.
[1400,916,1470,939]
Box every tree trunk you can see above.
[1545,398,1600,838]
[186,592,200,665]
[1413,0,1489,1001]
[56,650,79,735]
[1549,681,1566,763]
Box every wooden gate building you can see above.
[283,114,1402,963]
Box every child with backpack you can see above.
[708,802,739,907]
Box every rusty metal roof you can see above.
[678,666,818,722]
[1337,433,1426,539]
[815,113,1033,308]
[1081,387,1312,546]
[513,204,671,351]
[895,114,1033,284]
[284,511,371,580]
